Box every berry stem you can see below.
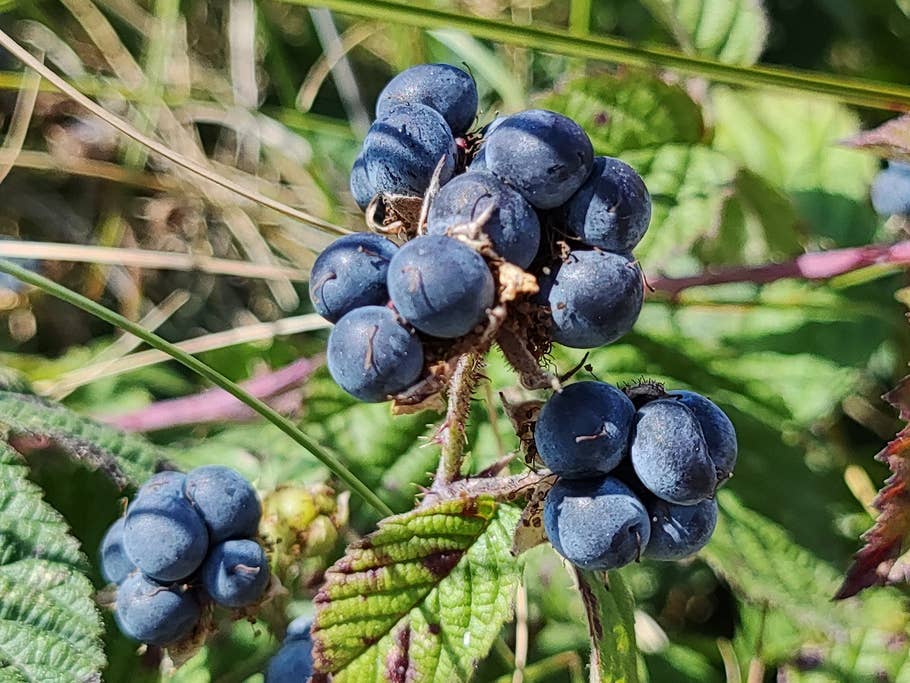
[649,240,910,297]
[432,353,483,488]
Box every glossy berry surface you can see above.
[387,234,495,338]
[643,497,718,561]
[534,381,635,478]
[484,109,594,209]
[201,539,270,608]
[115,573,200,646]
[427,170,541,267]
[265,637,314,683]
[123,473,209,582]
[630,399,717,505]
[349,154,374,210]
[184,465,262,543]
[667,390,738,485]
[544,476,650,571]
[375,63,478,137]
[363,103,456,197]
[308,233,398,323]
[99,517,135,585]
[871,161,910,216]
[564,156,651,251]
[540,250,643,348]
[327,305,424,402]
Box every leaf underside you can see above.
[0,437,106,682]
[312,496,521,683]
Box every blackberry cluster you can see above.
[312,63,651,403]
[536,382,737,570]
[99,466,269,646]
[265,616,314,682]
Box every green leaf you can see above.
[575,569,639,683]
[539,73,705,157]
[0,389,164,488]
[641,0,769,65]
[312,496,521,682]
[0,438,105,681]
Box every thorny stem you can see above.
[425,471,551,508]
[432,353,483,488]
[649,240,910,297]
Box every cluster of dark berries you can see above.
[311,62,651,404]
[265,616,313,682]
[537,382,737,570]
[872,160,910,216]
[99,466,269,646]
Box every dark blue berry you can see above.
[469,116,506,171]
[115,573,200,646]
[309,233,398,323]
[350,153,374,210]
[285,616,312,642]
[387,234,495,338]
[540,250,643,349]
[376,63,478,137]
[99,517,135,585]
[534,381,635,478]
[544,476,650,571]
[630,399,717,505]
[667,390,737,485]
[427,170,541,267]
[643,497,718,561]
[363,103,456,197]
[266,638,313,683]
[564,156,651,251]
[123,473,208,582]
[327,305,424,402]
[484,109,594,209]
[871,161,910,216]
[201,539,270,608]
[184,465,261,543]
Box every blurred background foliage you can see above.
[1,0,910,682]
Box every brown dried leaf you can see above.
[511,474,557,556]
[836,376,910,599]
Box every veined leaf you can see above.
[312,497,521,682]
[0,389,164,488]
[0,438,105,681]
[641,0,769,65]
[575,569,639,683]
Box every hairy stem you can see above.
[0,259,392,517]
[433,353,482,487]
[649,240,910,297]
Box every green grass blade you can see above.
[0,259,393,517]
[282,0,910,111]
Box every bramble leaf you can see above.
[0,437,106,681]
[312,496,521,682]
[0,389,164,488]
[575,569,639,683]
[641,0,769,65]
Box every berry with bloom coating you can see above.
[484,109,594,209]
[376,63,478,137]
[266,636,313,683]
[363,103,456,197]
[184,465,262,543]
[308,233,398,323]
[540,250,643,349]
[387,234,495,338]
[643,497,718,561]
[534,381,635,478]
[630,399,717,505]
[871,161,910,216]
[201,539,271,608]
[427,170,541,268]
[115,573,201,646]
[667,390,737,485]
[349,154,374,210]
[327,305,424,402]
[544,476,650,571]
[99,517,135,584]
[564,156,651,252]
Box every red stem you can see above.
[649,240,910,297]
[99,356,322,432]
